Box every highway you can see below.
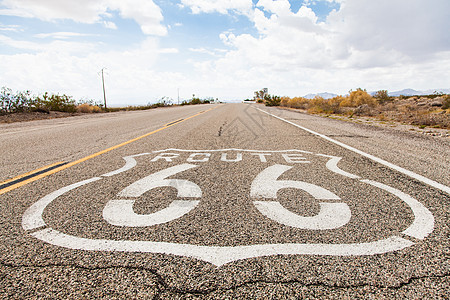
[1,103,449,298]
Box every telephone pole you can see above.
[101,68,107,110]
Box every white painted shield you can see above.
[22,149,434,266]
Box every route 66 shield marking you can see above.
[22,149,434,266]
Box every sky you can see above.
[0,0,449,106]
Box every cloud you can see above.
[34,32,97,39]
[189,47,219,56]
[0,0,449,103]
[0,0,167,36]
[102,21,118,30]
[0,35,187,105]
[180,0,253,15]
[328,0,450,58]
[213,0,450,70]
[0,24,22,32]
[196,0,450,96]
[0,34,97,54]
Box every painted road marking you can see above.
[31,229,413,267]
[22,149,435,266]
[103,200,200,228]
[0,162,67,195]
[1,106,218,195]
[362,179,434,240]
[103,164,201,227]
[257,107,450,195]
[251,164,351,230]
[165,118,184,126]
[146,149,313,163]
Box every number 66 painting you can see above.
[22,149,434,266]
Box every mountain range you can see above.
[303,92,338,99]
[386,88,450,96]
[303,89,449,99]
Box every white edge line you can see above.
[257,108,450,195]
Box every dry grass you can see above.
[76,104,102,113]
[277,90,450,129]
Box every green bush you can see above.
[35,92,77,113]
[0,87,33,114]
[264,95,281,106]
[374,90,391,103]
[180,97,211,106]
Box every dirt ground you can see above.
[0,111,82,123]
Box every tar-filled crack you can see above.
[218,121,227,137]
[1,261,449,297]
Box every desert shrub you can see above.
[76,103,92,113]
[374,90,391,103]
[287,97,309,109]
[340,88,377,107]
[442,95,450,109]
[0,87,33,114]
[180,97,211,106]
[76,103,102,113]
[264,95,281,106]
[191,97,202,105]
[35,92,77,113]
[280,96,290,107]
[307,96,341,114]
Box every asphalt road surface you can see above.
[1,103,449,298]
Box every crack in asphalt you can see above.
[217,121,227,137]
[1,261,449,297]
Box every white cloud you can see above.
[328,0,450,58]
[189,47,220,56]
[0,0,449,102]
[0,35,187,105]
[0,24,22,32]
[34,32,97,39]
[0,0,167,36]
[0,34,96,54]
[102,21,118,30]
[195,0,450,97]
[180,0,253,15]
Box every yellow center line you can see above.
[0,162,66,186]
[0,105,219,196]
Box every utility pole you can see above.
[177,88,180,105]
[101,68,107,110]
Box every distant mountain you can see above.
[303,92,338,99]
[389,88,450,97]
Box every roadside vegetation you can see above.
[256,88,450,129]
[0,87,102,115]
[0,87,213,122]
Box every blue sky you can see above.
[0,0,449,105]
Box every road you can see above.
[1,103,449,298]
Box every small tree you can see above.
[264,94,281,106]
[374,90,391,103]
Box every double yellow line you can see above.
[0,106,218,195]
